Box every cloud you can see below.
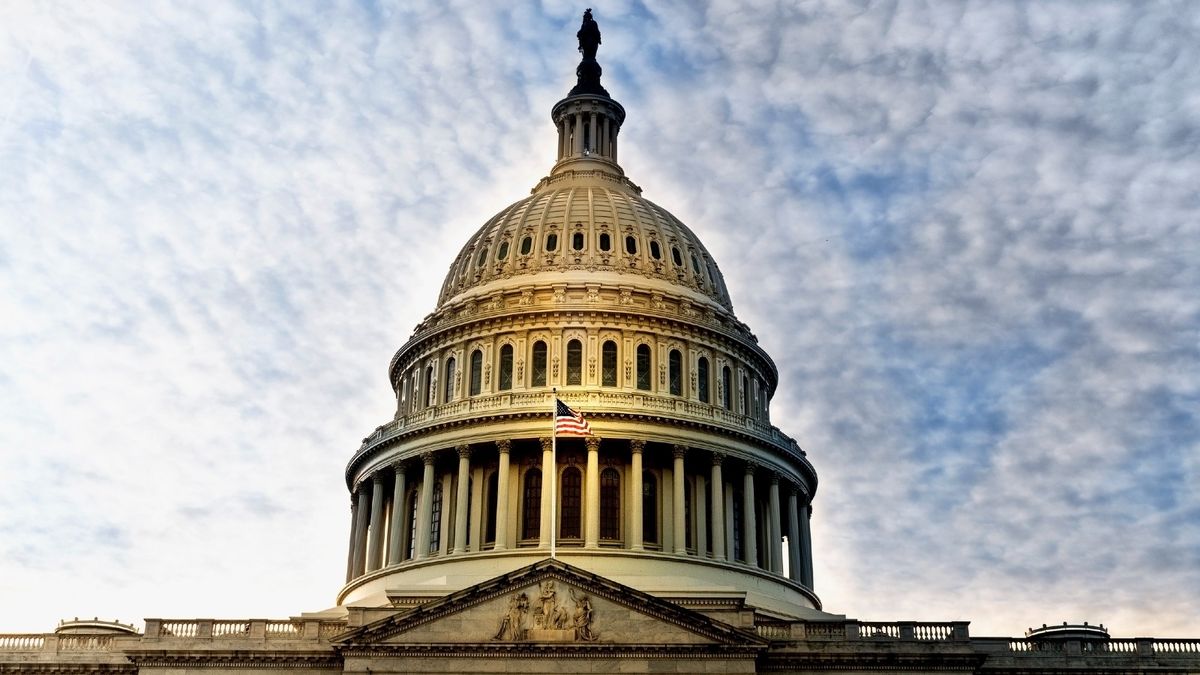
[0,0,1196,637]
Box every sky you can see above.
[1,0,1198,637]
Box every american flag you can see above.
[554,399,592,437]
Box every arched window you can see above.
[636,344,651,391]
[649,240,661,259]
[599,233,611,251]
[424,365,435,407]
[642,471,657,545]
[531,341,548,387]
[601,340,617,387]
[668,349,682,396]
[685,479,694,549]
[522,469,542,541]
[477,247,488,266]
[600,468,621,541]
[406,488,418,560]
[566,339,583,385]
[722,366,732,410]
[671,247,683,267]
[520,236,533,255]
[498,344,513,391]
[484,471,498,545]
[572,232,585,251]
[429,479,443,555]
[625,236,637,255]
[469,350,483,396]
[742,375,751,415]
[497,241,509,260]
[697,357,710,403]
[560,467,582,539]
[444,357,456,403]
[546,233,558,252]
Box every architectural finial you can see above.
[578,9,601,60]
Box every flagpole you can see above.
[550,388,557,560]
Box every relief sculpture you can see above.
[492,582,597,642]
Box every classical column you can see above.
[695,473,708,557]
[539,437,554,548]
[602,116,610,157]
[768,474,783,574]
[724,481,735,558]
[629,439,645,550]
[588,113,597,153]
[415,452,435,559]
[387,465,407,565]
[366,474,387,572]
[574,113,584,155]
[743,463,758,567]
[800,502,815,587]
[345,497,358,582]
[672,445,687,554]
[453,445,472,554]
[585,436,601,548]
[351,484,370,578]
[494,440,512,551]
[786,487,802,583]
[709,453,726,561]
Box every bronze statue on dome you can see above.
[578,8,601,60]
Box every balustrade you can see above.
[0,635,45,650]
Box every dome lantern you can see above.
[550,10,626,174]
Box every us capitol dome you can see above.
[339,9,821,620]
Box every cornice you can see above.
[124,650,339,669]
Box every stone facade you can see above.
[5,11,1198,675]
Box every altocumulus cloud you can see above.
[0,1,1197,636]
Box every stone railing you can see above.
[0,634,126,653]
[143,619,347,642]
[0,635,46,651]
[979,637,1200,656]
[755,620,969,642]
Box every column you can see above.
[574,113,584,155]
[672,445,687,554]
[558,118,567,159]
[539,437,554,547]
[387,465,407,565]
[630,440,645,550]
[366,474,386,572]
[743,463,758,567]
[351,484,370,578]
[724,482,735,559]
[585,436,601,548]
[695,473,707,557]
[768,474,783,574]
[786,488,802,583]
[494,440,511,550]
[345,497,358,582]
[611,125,618,164]
[453,445,472,554]
[709,453,725,561]
[800,502,814,587]
[602,116,610,157]
[588,113,597,153]
[415,452,435,560]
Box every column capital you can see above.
[390,459,408,473]
[711,451,725,466]
[672,444,688,460]
[540,437,553,453]
[770,472,781,485]
[496,439,512,454]
[456,444,472,459]
[585,436,601,452]
[629,439,646,454]
[744,460,757,475]
[421,451,436,466]
[373,472,387,484]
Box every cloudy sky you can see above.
[2,0,1197,637]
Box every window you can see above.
[671,247,683,267]
[444,357,456,403]
[732,488,743,562]
[636,344,651,391]
[406,489,418,560]
[484,471,498,544]
[497,241,509,260]
[477,247,488,266]
[572,232,585,251]
[469,350,483,396]
[642,472,657,544]
[531,341,547,387]
[522,469,542,540]
[498,344,513,391]
[601,340,617,386]
[697,356,710,403]
[742,375,751,415]
[685,479,693,549]
[649,240,661,259]
[599,233,611,251]
[546,233,558,252]
[600,468,620,541]
[520,236,533,255]
[429,479,442,554]
[566,339,582,385]
[424,365,434,406]
[722,366,732,410]
[625,236,637,254]
[691,253,701,274]
[669,349,682,396]
[560,467,582,539]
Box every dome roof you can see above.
[436,177,733,311]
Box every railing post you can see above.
[250,620,267,639]
[42,636,59,653]
[899,622,915,640]
[302,620,321,641]
[144,620,162,639]
[1136,638,1154,656]
[845,621,860,639]
[952,622,970,640]
[197,619,214,639]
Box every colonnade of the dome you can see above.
[343,436,814,591]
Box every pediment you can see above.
[336,559,763,648]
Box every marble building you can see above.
[3,11,1197,675]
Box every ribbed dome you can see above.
[436,179,734,311]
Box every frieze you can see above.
[493,581,598,643]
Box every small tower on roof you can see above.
[551,9,626,172]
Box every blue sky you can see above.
[1,1,1197,636]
